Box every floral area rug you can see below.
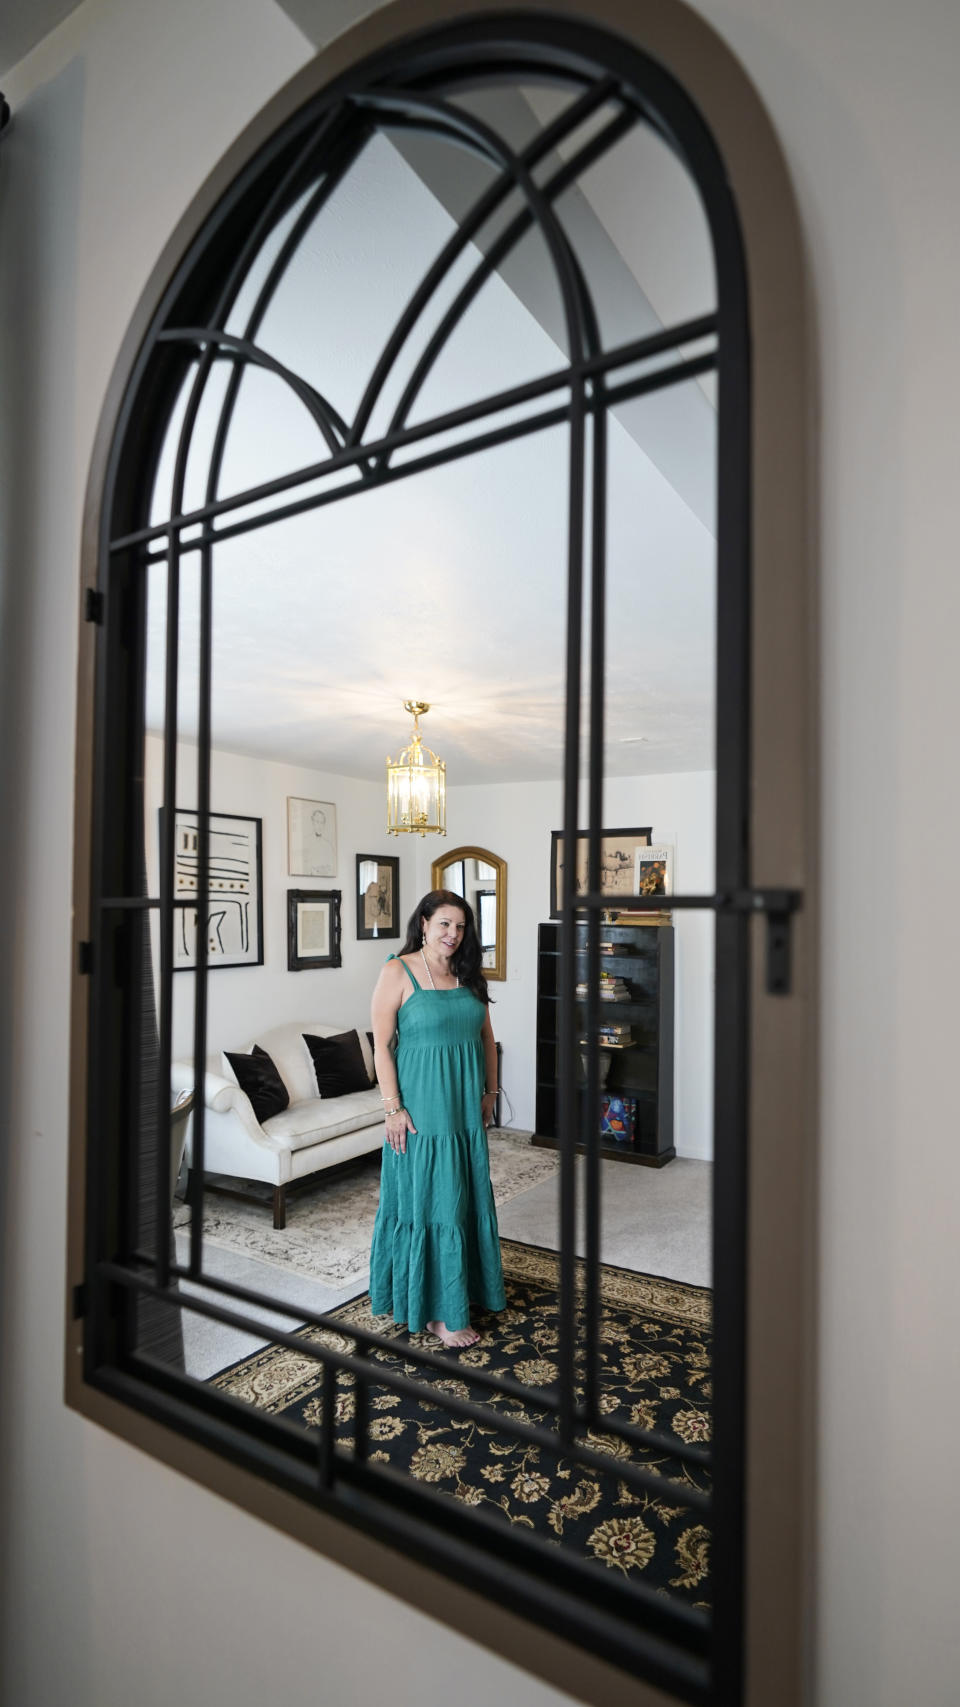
[177,1130,558,1288]
[211,1238,712,1605]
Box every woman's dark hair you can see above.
[401,889,491,1005]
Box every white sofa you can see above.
[171,1019,386,1229]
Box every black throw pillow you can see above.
[224,1044,289,1124]
[304,1029,370,1098]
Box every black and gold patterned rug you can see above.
[212,1240,712,1605]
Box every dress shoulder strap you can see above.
[388,954,421,992]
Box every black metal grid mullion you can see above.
[318,1361,338,1492]
[122,551,151,1273]
[98,1259,710,1514]
[345,76,623,449]
[377,106,639,445]
[707,170,752,1707]
[186,535,213,1278]
[583,377,608,1427]
[200,117,375,486]
[153,529,180,1287]
[111,322,717,559]
[156,1252,710,1466]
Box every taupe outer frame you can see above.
[431,844,508,980]
[67,4,815,1704]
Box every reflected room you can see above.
[139,67,718,1612]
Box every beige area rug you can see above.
[175,1130,558,1288]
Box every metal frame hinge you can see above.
[84,588,104,624]
[727,889,803,996]
[78,940,94,975]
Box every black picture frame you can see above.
[287,889,342,970]
[162,807,264,970]
[355,854,400,940]
[549,826,653,919]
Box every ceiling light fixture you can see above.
[386,700,446,837]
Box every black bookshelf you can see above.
[532,919,675,1166]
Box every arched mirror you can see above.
[431,845,506,980]
[69,5,811,1702]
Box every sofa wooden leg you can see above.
[273,1185,287,1230]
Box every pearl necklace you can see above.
[420,948,457,990]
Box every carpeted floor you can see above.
[177,1129,559,1288]
[212,1238,712,1605]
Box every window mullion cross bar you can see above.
[108,315,717,557]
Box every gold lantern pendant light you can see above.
[386,700,447,837]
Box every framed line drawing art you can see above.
[163,808,264,969]
[287,890,342,971]
[287,797,337,877]
[549,826,652,918]
[356,854,400,940]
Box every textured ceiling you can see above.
[147,96,717,785]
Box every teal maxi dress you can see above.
[369,957,506,1333]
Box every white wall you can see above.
[144,734,417,1060]
[430,772,715,1154]
[3,1,960,1705]
[692,5,960,1703]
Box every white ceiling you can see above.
[0,0,84,77]
[147,94,717,785]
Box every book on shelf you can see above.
[598,1022,632,1044]
[577,979,630,996]
[599,1094,637,1145]
[611,909,671,927]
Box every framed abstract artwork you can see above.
[163,808,263,970]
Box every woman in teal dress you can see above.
[369,890,506,1348]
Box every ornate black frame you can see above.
[355,853,400,940]
[287,887,343,969]
[71,12,770,1702]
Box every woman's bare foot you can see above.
[426,1320,480,1349]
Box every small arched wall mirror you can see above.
[431,846,507,980]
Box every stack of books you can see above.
[597,1020,633,1047]
[576,972,630,1001]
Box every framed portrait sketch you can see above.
[549,826,652,919]
[356,855,400,940]
[287,890,342,971]
[287,797,337,877]
[163,808,263,969]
